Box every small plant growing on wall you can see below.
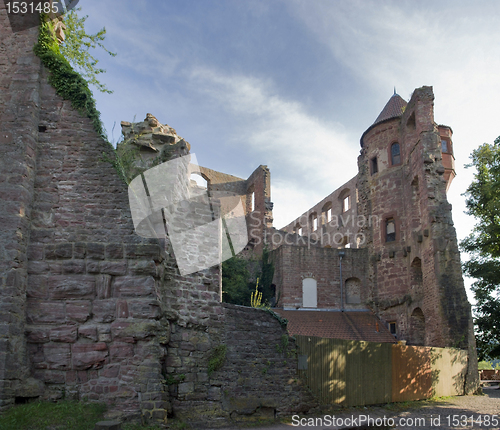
[208,345,227,376]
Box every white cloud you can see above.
[189,67,360,228]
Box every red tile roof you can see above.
[373,93,407,125]
[274,310,397,343]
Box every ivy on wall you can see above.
[33,16,106,138]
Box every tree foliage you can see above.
[222,249,275,307]
[59,8,116,94]
[461,137,500,360]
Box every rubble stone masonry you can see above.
[0,7,314,425]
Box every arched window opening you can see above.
[310,213,318,231]
[345,277,361,304]
[322,202,332,225]
[190,173,208,189]
[371,157,378,175]
[391,142,401,165]
[343,195,351,213]
[386,218,396,242]
[409,308,425,346]
[302,278,317,308]
[410,257,423,287]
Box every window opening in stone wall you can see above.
[409,308,425,346]
[386,218,396,242]
[302,278,317,308]
[252,192,256,212]
[310,213,318,231]
[322,202,332,225]
[391,142,401,165]
[345,277,361,304]
[190,173,208,189]
[389,321,397,336]
[441,139,449,153]
[343,195,351,213]
[410,257,423,288]
[371,157,378,175]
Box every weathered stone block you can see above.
[99,261,127,276]
[78,325,98,342]
[109,343,135,360]
[66,300,91,322]
[49,325,78,343]
[47,275,95,299]
[128,299,161,319]
[87,243,105,260]
[114,276,155,297]
[27,300,65,324]
[72,342,108,370]
[44,343,71,370]
[96,274,112,299]
[92,299,116,323]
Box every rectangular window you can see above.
[441,139,448,153]
[389,322,397,335]
[326,208,332,222]
[343,196,351,212]
[371,157,378,175]
[386,218,396,242]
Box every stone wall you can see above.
[281,175,361,249]
[169,304,315,428]
[0,3,43,409]
[0,8,316,424]
[270,245,368,310]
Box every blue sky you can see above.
[77,0,500,300]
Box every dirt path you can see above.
[217,386,500,430]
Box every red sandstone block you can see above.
[128,299,161,319]
[44,343,71,370]
[47,275,95,299]
[72,343,108,370]
[78,325,98,342]
[66,300,91,323]
[114,276,155,298]
[49,325,78,343]
[99,261,127,276]
[92,299,116,323]
[117,300,128,318]
[27,300,65,324]
[101,364,120,378]
[109,342,134,360]
[26,327,49,343]
[96,274,112,299]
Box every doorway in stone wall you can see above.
[409,307,425,346]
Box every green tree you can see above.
[222,257,252,306]
[59,8,116,94]
[461,137,500,360]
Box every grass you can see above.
[0,400,173,430]
[0,400,106,430]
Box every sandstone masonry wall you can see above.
[0,9,315,423]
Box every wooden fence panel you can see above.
[295,336,347,405]
[345,340,392,406]
[430,347,467,397]
[391,345,432,402]
[296,336,468,407]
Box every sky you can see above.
[75,0,500,302]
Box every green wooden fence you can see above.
[295,336,467,406]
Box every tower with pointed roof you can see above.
[275,86,477,393]
[357,86,476,391]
